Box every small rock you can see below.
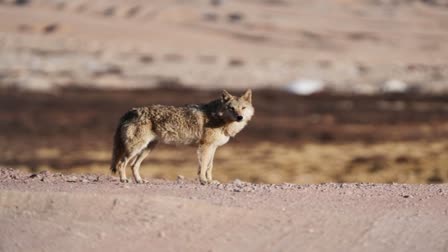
[227,12,244,23]
[43,23,59,34]
[245,187,254,192]
[228,58,244,67]
[280,183,294,189]
[39,170,50,176]
[103,7,116,17]
[158,231,166,238]
[139,55,153,64]
[210,180,220,185]
[81,179,89,183]
[66,176,78,182]
[177,175,185,180]
[86,175,97,181]
[232,179,243,186]
[52,173,63,178]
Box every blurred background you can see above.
[1,0,448,184]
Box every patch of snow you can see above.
[284,79,325,95]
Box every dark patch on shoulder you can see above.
[120,109,139,123]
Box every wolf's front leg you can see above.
[197,144,217,185]
[205,147,217,183]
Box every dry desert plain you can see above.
[1,88,448,252]
[1,167,448,252]
[1,0,448,251]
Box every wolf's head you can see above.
[218,89,254,123]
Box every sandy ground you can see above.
[1,167,448,252]
[1,1,448,250]
[0,0,448,92]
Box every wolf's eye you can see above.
[242,107,246,110]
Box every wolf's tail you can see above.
[110,109,139,173]
[110,124,123,174]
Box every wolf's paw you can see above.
[199,179,219,185]
[120,178,129,183]
[209,180,220,185]
[135,179,143,184]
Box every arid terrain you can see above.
[0,0,448,93]
[1,1,448,251]
[1,167,448,252]
[0,0,447,183]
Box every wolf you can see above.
[110,89,254,184]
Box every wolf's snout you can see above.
[236,115,243,122]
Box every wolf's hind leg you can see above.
[118,144,147,183]
[117,156,131,183]
[131,141,158,184]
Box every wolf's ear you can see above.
[241,89,252,103]
[221,90,233,103]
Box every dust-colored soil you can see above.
[1,167,447,252]
[0,0,448,92]
[1,2,447,250]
